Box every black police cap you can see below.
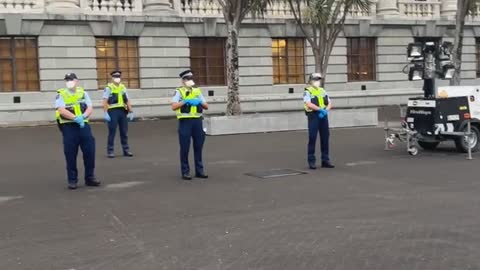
[309,73,323,80]
[64,73,78,81]
[110,70,122,77]
[179,70,193,79]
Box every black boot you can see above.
[195,173,209,179]
[68,183,78,190]
[321,161,335,168]
[182,174,192,180]
[85,179,101,187]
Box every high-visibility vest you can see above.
[106,83,128,109]
[55,87,89,124]
[175,87,203,119]
[304,86,328,114]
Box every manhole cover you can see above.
[245,169,307,179]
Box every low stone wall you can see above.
[203,108,378,135]
[0,88,421,127]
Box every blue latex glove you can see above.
[193,99,203,106]
[74,116,83,124]
[184,98,202,106]
[318,109,327,119]
[74,116,85,128]
[104,112,111,122]
[127,111,135,121]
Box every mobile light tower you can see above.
[407,41,456,98]
[387,39,480,156]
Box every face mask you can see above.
[185,80,195,87]
[113,78,121,84]
[312,81,321,88]
[66,81,76,89]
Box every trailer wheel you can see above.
[418,141,440,150]
[408,146,419,156]
[455,125,480,153]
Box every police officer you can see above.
[55,73,101,190]
[304,73,335,169]
[103,71,134,158]
[171,70,209,180]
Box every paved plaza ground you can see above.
[1,120,480,270]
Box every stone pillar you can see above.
[143,0,173,14]
[441,0,457,19]
[45,0,81,13]
[377,0,400,17]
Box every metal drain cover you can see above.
[246,169,307,179]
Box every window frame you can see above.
[346,37,377,82]
[189,37,227,86]
[272,38,306,85]
[0,36,40,92]
[95,37,140,90]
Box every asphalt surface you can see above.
[1,120,480,270]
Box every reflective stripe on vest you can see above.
[107,83,127,109]
[175,87,203,119]
[56,87,89,124]
[304,86,327,112]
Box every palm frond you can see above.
[345,0,372,13]
[240,0,278,17]
[303,0,334,25]
[298,0,372,24]
[466,0,479,16]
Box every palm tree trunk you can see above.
[313,48,326,87]
[226,23,241,116]
[313,47,330,87]
[450,0,467,86]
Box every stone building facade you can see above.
[0,0,479,124]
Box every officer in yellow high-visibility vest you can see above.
[304,73,335,169]
[171,70,209,180]
[55,73,101,190]
[102,71,134,158]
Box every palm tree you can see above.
[450,0,480,85]
[286,0,371,86]
[217,0,272,115]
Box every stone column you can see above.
[441,0,457,19]
[45,0,81,13]
[376,0,400,17]
[143,0,173,14]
